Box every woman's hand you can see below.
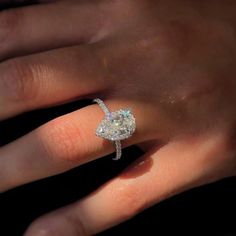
[0,0,236,235]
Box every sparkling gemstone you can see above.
[96,109,136,141]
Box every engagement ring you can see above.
[93,98,136,160]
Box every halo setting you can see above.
[96,109,136,141]
[93,98,136,160]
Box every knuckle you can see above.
[0,10,22,45]
[153,22,193,58]
[1,58,41,102]
[39,117,86,164]
[196,132,236,181]
[134,20,194,63]
[109,183,146,220]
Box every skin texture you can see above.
[0,0,235,235]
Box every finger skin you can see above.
[0,44,107,119]
[0,1,103,61]
[0,100,149,192]
[24,132,235,236]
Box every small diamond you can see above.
[96,109,136,141]
[121,109,131,117]
[98,127,104,134]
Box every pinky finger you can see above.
[24,132,234,236]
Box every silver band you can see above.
[93,98,136,160]
[93,98,111,116]
[94,98,122,160]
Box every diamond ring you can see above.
[93,98,136,160]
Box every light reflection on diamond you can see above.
[96,109,136,141]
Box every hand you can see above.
[0,0,236,235]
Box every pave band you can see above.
[93,98,136,160]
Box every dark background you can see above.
[0,100,235,236]
[0,2,236,235]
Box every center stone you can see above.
[111,114,124,126]
[96,109,136,141]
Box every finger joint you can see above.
[0,58,42,103]
[38,116,88,165]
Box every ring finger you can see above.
[0,98,154,192]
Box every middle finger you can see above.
[0,44,108,120]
